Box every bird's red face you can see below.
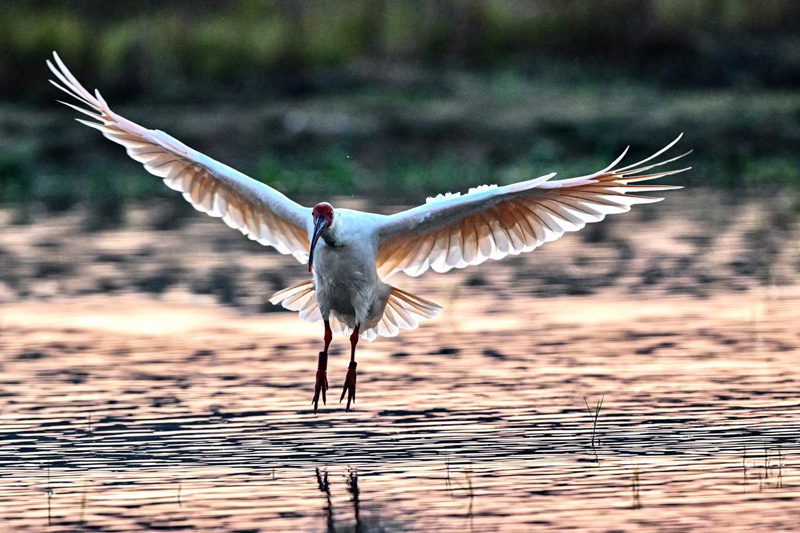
[309,203,334,272]
[312,203,334,227]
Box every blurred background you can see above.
[2,3,800,530]
[2,0,799,308]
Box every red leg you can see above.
[312,320,333,414]
[323,320,333,353]
[340,325,359,411]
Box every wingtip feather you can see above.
[615,134,685,173]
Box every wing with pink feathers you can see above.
[376,136,689,278]
[47,52,311,263]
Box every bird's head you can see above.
[309,202,334,272]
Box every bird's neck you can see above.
[322,233,340,247]
[322,217,342,247]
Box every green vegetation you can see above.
[2,1,800,218]
[4,0,800,101]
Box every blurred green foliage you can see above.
[4,0,800,101]
[83,171,125,230]
[255,149,356,198]
[1,0,800,220]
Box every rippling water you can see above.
[2,284,799,531]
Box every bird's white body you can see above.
[310,209,391,332]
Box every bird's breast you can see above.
[315,245,371,290]
[313,242,377,318]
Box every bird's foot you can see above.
[312,351,329,414]
[340,361,357,411]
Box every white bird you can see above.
[47,51,689,412]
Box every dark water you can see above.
[1,286,799,531]
[2,196,800,531]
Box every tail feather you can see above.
[269,280,322,322]
[367,287,442,341]
[270,281,442,341]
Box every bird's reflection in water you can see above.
[315,467,364,532]
[44,463,53,526]
[346,467,362,532]
[315,468,335,533]
[466,467,474,532]
[445,460,475,532]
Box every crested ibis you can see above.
[47,52,689,413]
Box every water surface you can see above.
[2,287,798,531]
[1,196,799,531]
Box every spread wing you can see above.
[47,51,310,263]
[376,136,689,278]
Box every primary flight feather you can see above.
[48,51,689,412]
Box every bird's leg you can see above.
[340,325,359,411]
[313,320,333,414]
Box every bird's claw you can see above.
[312,370,328,414]
[340,361,357,411]
[312,351,329,414]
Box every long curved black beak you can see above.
[308,215,326,272]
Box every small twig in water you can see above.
[764,445,770,479]
[583,395,604,460]
[445,457,452,494]
[79,479,88,525]
[45,462,53,526]
[742,444,747,474]
[465,467,474,531]
[742,444,748,491]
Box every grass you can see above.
[4,1,800,102]
[584,395,604,461]
[45,462,53,526]
[5,127,800,224]
[742,442,788,491]
[763,443,786,486]
[5,67,800,219]
[3,6,800,219]
[742,444,748,479]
